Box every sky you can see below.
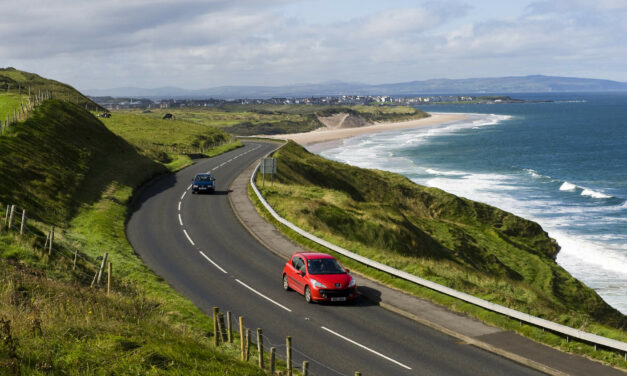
[2,0,627,91]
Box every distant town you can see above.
[90,95,527,110]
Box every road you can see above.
[127,141,544,376]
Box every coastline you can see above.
[266,113,469,151]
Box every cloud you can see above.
[2,0,627,89]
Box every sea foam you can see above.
[559,182,578,191]
[581,188,612,199]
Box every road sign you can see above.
[261,158,277,174]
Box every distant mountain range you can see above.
[85,75,627,99]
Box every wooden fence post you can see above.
[44,230,50,251]
[48,226,55,255]
[20,209,26,235]
[107,262,112,295]
[96,252,108,284]
[213,307,220,346]
[4,205,9,227]
[245,329,251,362]
[73,249,78,270]
[218,312,227,343]
[226,311,232,343]
[286,336,292,376]
[239,316,245,361]
[257,328,264,369]
[8,205,15,229]
[302,361,309,376]
[270,347,276,375]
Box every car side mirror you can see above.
[300,270,306,277]
[346,269,350,274]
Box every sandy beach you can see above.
[266,113,469,150]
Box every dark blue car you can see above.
[192,173,215,194]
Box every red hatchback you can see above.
[282,252,357,303]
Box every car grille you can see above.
[319,288,355,298]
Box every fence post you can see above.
[213,307,220,346]
[239,316,245,361]
[286,336,292,376]
[245,328,251,362]
[8,205,15,229]
[96,252,108,284]
[226,311,232,343]
[20,209,26,235]
[302,361,309,376]
[270,347,276,374]
[48,226,55,255]
[73,249,78,270]
[4,205,9,227]
[257,328,264,369]
[218,312,227,343]
[44,230,50,251]
[107,262,112,295]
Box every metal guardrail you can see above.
[249,150,627,357]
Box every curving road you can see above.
[127,141,544,376]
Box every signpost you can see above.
[260,158,277,187]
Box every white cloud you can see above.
[2,0,626,89]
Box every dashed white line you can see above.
[235,279,292,312]
[183,229,195,246]
[181,191,187,200]
[320,326,412,370]
[178,201,181,211]
[199,251,228,274]
[178,214,183,226]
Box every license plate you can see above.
[330,297,346,302]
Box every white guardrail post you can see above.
[249,141,627,357]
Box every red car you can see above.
[282,252,357,303]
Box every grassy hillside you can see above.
[0,96,267,374]
[1,67,103,111]
[120,104,429,136]
[98,111,241,169]
[260,142,626,332]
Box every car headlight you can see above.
[348,277,356,288]
[193,184,198,188]
[310,278,327,289]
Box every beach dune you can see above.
[266,113,469,147]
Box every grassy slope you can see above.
[136,104,429,136]
[0,67,103,111]
[0,93,28,121]
[258,143,627,341]
[0,98,264,374]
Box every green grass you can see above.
[123,104,430,136]
[1,67,103,111]
[0,93,28,122]
[248,141,627,369]
[0,97,284,374]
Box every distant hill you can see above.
[1,67,104,111]
[85,75,627,99]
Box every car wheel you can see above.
[282,274,290,291]
[304,286,313,304]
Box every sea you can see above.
[318,93,627,314]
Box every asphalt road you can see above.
[127,141,545,376]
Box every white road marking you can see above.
[199,251,228,274]
[320,326,412,370]
[178,214,183,226]
[235,279,292,312]
[178,201,181,211]
[181,191,187,200]
[183,229,195,246]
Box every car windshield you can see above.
[307,258,345,275]
[195,175,212,182]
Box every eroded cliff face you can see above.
[317,112,369,129]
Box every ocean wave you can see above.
[581,188,613,199]
[425,168,467,176]
[559,182,578,191]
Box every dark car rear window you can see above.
[195,175,213,181]
[307,258,345,275]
